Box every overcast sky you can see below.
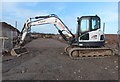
[1,2,118,34]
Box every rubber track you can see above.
[68,48,114,60]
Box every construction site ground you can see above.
[2,34,119,80]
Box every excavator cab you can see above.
[76,15,105,47]
[79,15,100,33]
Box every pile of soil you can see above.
[2,37,118,80]
[105,34,119,49]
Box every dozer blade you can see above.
[11,47,28,56]
[69,48,114,59]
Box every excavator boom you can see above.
[20,14,75,46]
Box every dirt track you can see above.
[2,38,118,80]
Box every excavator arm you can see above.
[20,14,75,46]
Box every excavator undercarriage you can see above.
[65,45,114,59]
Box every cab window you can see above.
[92,18,100,30]
[80,18,89,32]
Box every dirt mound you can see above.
[105,34,119,49]
[2,38,118,80]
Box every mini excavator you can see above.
[11,14,114,59]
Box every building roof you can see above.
[0,22,20,33]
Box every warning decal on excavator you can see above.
[91,35,97,39]
[58,22,66,30]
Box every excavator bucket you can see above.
[11,47,28,56]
